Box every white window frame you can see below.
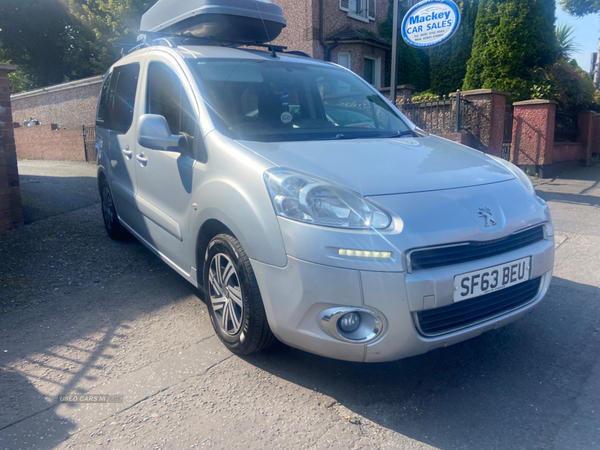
[348,0,369,22]
[337,53,351,69]
[367,0,376,20]
[343,0,376,22]
[363,55,381,89]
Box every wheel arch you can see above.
[97,166,108,196]
[195,219,234,287]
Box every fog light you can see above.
[319,307,385,343]
[338,312,361,333]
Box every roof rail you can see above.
[132,31,289,55]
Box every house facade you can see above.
[591,39,600,90]
[270,0,391,88]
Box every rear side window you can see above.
[97,63,140,133]
[146,62,196,136]
[110,64,140,134]
[96,71,112,125]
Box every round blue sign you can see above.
[401,0,461,48]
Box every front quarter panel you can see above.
[191,131,287,269]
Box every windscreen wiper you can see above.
[384,130,416,138]
[313,133,371,141]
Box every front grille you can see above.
[416,277,542,336]
[409,225,545,271]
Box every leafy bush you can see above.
[531,60,595,110]
[591,90,600,112]
[551,60,595,110]
[411,91,443,102]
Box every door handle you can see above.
[136,154,148,165]
[122,148,133,158]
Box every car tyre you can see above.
[100,179,130,241]
[204,233,276,354]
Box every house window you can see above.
[363,56,381,89]
[348,0,367,19]
[341,0,375,21]
[338,53,350,69]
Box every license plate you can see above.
[453,257,531,302]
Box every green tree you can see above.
[0,45,34,93]
[463,0,559,101]
[379,2,430,92]
[428,0,479,96]
[559,0,600,17]
[0,0,108,89]
[68,0,159,47]
[556,24,581,60]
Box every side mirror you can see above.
[137,114,182,151]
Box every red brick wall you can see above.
[593,114,600,156]
[553,142,585,163]
[14,124,86,162]
[578,111,595,162]
[511,100,556,166]
[0,65,23,233]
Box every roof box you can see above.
[140,0,287,44]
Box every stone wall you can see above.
[11,76,102,129]
[0,64,23,233]
[378,85,415,106]
[14,124,86,162]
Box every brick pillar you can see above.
[511,99,557,169]
[0,64,23,233]
[459,89,510,157]
[379,84,415,107]
[578,111,595,164]
[395,84,415,106]
[593,113,600,157]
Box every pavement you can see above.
[17,160,99,224]
[0,160,599,450]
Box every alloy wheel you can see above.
[208,253,244,335]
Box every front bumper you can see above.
[251,235,554,362]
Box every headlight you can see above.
[264,168,391,229]
[489,156,536,197]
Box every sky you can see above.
[555,1,599,72]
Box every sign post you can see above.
[390,0,400,105]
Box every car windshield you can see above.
[187,58,413,142]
